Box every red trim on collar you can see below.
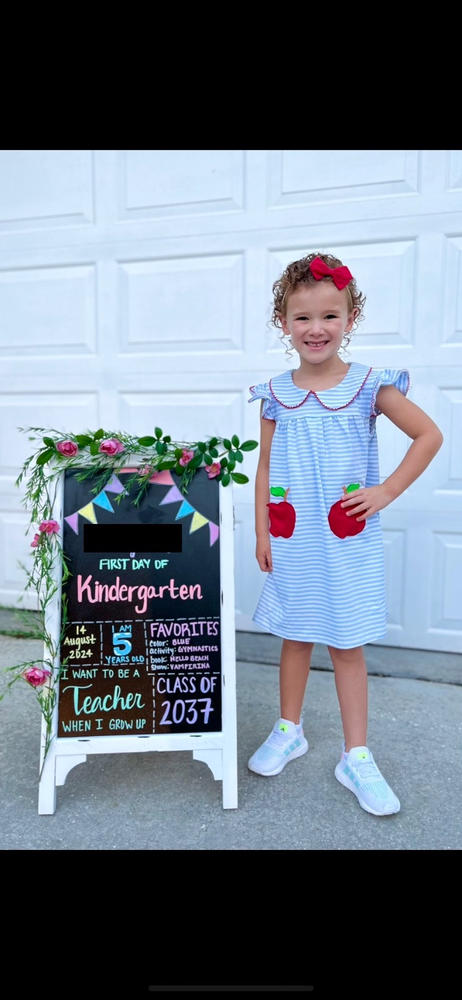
[269,367,373,412]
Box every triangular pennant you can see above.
[78,502,97,524]
[159,485,184,505]
[189,511,209,534]
[103,474,125,495]
[92,490,115,513]
[209,522,219,546]
[149,470,175,486]
[64,513,79,534]
[175,500,195,520]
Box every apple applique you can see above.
[328,482,366,538]
[267,486,296,538]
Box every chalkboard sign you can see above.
[59,467,222,737]
[37,462,237,814]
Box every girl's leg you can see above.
[280,639,313,724]
[327,644,368,751]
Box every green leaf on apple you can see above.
[270,486,286,497]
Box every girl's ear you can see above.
[346,306,359,331]
[280,315,289,335]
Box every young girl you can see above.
[248,251,443,816]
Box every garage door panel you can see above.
[1,393,99,473]
[0,262,96,355]
[0,149,93,232]
[268,149,421,209]
[118,389,242,445]
[117,252,244,354]
[120,149,245,221]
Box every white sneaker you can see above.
[248,718,308,776]
[335,745,400,816]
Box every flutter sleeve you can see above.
[248,381,276,420]
[371,368,410,417]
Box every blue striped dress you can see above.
[248,362,410,648]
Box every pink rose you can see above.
[38,520,60,534]
[56,440,79,457]
[23,666,51,688]
[31,533,41,547]
[99,438,125,456]
[179,449,195,467]
[205,462,221,479]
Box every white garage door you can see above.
[0,149,461,652]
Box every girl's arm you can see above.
[255,402,276,570]
[341,385,444,522]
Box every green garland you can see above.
[2,425,258,773]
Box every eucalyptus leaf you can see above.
[158,460,177,470]
[36,448,55,466]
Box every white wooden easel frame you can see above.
[37,464,238,814]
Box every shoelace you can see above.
[267,728,293,748]
[352,758,382,782]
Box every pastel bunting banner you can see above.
[64,513,79,535]
[63,468,220,545]
[209,521,219,546]
[189,511,209,533]
[175,500,196,520]
[92,490,115,512]
[150,470,175,486]
[78,502,97,524]
[159,485,183,506]
[103,474,125,495]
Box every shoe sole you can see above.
[334,764,400,816]
[248,739,308,777]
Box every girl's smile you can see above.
[304,340,329,351]
[280,281,357,377]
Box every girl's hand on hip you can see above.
[340,484,394,522]
[256,536,273,572]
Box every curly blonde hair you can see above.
[271,251,366,355]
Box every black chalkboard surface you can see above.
[58,466,222,737]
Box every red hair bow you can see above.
[309,256,353,290]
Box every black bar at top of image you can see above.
[147,989,314,993]
[83,523,182,553]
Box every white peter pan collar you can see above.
[268,363,373,412]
